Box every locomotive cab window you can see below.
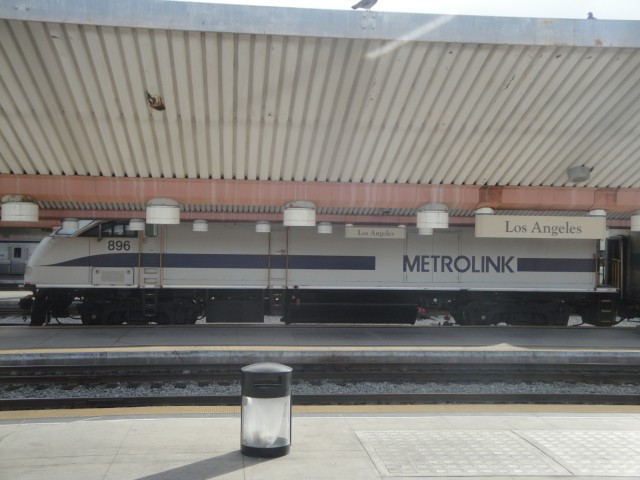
[80,221,138,239]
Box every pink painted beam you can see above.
[1,174,638,215]
[0,175,481,209]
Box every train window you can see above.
[13,247,22,259]
[79,225,100,237]
[80,221,138,238]
[111,223,126,236]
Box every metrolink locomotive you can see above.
[22,220,640,326]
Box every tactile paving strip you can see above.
[520,431,640,477]
[356,430,570,477]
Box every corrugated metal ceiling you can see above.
[1,1,640,221]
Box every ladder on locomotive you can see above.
[142,289,159,322]
[593,236,624,326]
[138,223,162,323]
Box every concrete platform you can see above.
[1,324,639,366]
[2,406,640,479]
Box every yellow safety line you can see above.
[1,404,640,420]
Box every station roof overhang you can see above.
[1,1,640,228]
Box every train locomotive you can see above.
[22,220,640,326]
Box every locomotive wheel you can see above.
[549,312,570,326]
[30,306,47,326]
[80,313,102,325]
[30,294,50,326]
[453,306,481,325]
[154,311,171,325]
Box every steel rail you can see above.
[3,362,640,411]
[3,363,640,386]
[2,393,640,411]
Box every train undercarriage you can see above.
[23,287,622,327]
[26,289,205,326]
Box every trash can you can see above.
[240,362,292,458]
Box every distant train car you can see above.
[22,220,640,326]
[0,228,48,288]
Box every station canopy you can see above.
[1,0,640,227]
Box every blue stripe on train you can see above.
[49,253,377,270]
[517,258,595,272]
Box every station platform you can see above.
[2,405,640,479]
[2,319,640,479]
[1,324,639,367]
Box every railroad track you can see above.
[3,363,640,385]
[0,305,24,317]
[2,393,640,411]
[2,363,640,410]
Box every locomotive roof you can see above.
[1,1,640,227]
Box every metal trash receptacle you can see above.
[240,362,292,458]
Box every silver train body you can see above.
[0,228,46,288]
[23,220,640,326]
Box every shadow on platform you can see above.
[136,450,270,480]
